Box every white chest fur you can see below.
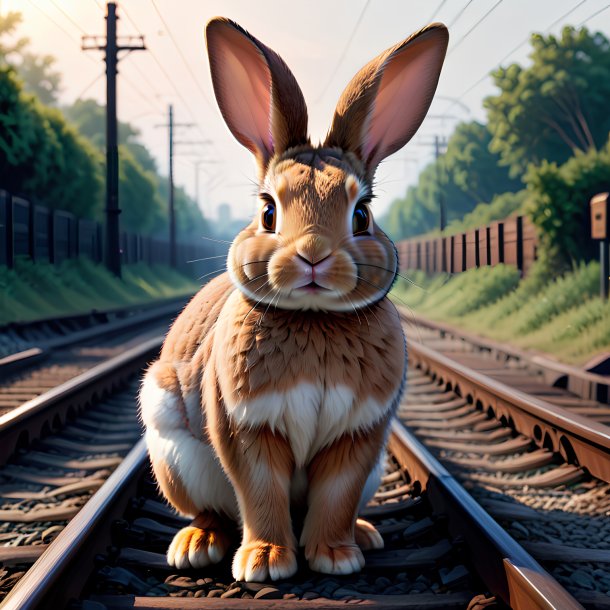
[225,382,396,467]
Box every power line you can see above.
[74,70,105,101]
[544,0,588,32]
[43,0,157,115]
[24,0,96,63]
[444,0,592,112]
[123,55,165,102]
[117,3,142,35]
[313,0,371,104]
[427,0,448,23]
[122,73,162,114]
[447,0,476,28]
[114,3,217,157]
[115,6,175,115]
[148,0,215,112]
[447,0,504,56]
[49,0,87,34]
[578,3,610,26]
[91,0,104,10]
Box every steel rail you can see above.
[399,308,610,404]
[407,339,610,484]
[0,336,163,465]
[389,422,582,610]
[0,439,149,610]
[0,295,189,377]
[1,425,581,610]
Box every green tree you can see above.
[0,66,103,217]
[157,179,211,239]
[380,158,475,240]
[485,26,610,177]
[0,12,61,105]
[118,145,165,233]
[381,120,519,240]
[443,121,521,202]
[17,52,61,105]
[0,12,28,62]
[63,99,138,149]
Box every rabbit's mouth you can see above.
[294,282,332,294]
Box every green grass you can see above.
[0,257,199,324]
[393,261,609,365]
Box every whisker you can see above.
[356,275,424,343]
[200,235,233,245]
[243,283,276,326]
[357,263,427,291]
[340,294,361,325]
[187,254,228,264]
[350,287,384,329]
[197,266,225,282]
[356,275,415,318]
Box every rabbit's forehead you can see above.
[267,158,363,208]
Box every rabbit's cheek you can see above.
[267,259,302,291]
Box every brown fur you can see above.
[300,418,389,570]
[209,396,298,579]
[141,18,449,580]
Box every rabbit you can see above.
[139,17,448,582]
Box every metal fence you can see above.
[0,189,221,276]
[396,215,538,276]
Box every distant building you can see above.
[215,203,249,240]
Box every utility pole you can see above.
[193,160,203,210]
[156,106,198,268]
[189,158,218,211]
[82,3,145,277]
[434,135,448,271]
[168,105,175,268]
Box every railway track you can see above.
[2,423,582,610]
[0,347,588,608]
[400,310,610,422]
[0,296,189,378]
[0,297,190,419]
[397,311,610,607]
[0,302,608,608]
[0,333,165,603]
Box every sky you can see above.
[4,0,610,223]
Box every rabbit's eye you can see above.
[352,202,370,235]
[261,200,276,232]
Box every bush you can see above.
[526,139,610,267]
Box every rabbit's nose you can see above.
[295,235,332,265]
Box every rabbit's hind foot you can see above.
[306,541,365,575]
[355,518,384,550]
[167,510,232,570]
[232,540,298,582]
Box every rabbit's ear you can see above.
[325,24,448,176]
[206,18,309,173]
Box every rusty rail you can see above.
[406,339,610,485]
[0,336,163,465]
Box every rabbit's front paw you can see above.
[306,542,365,575]
[355,518,384,550]
[232,541,297,582]
[167,524,231,570]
